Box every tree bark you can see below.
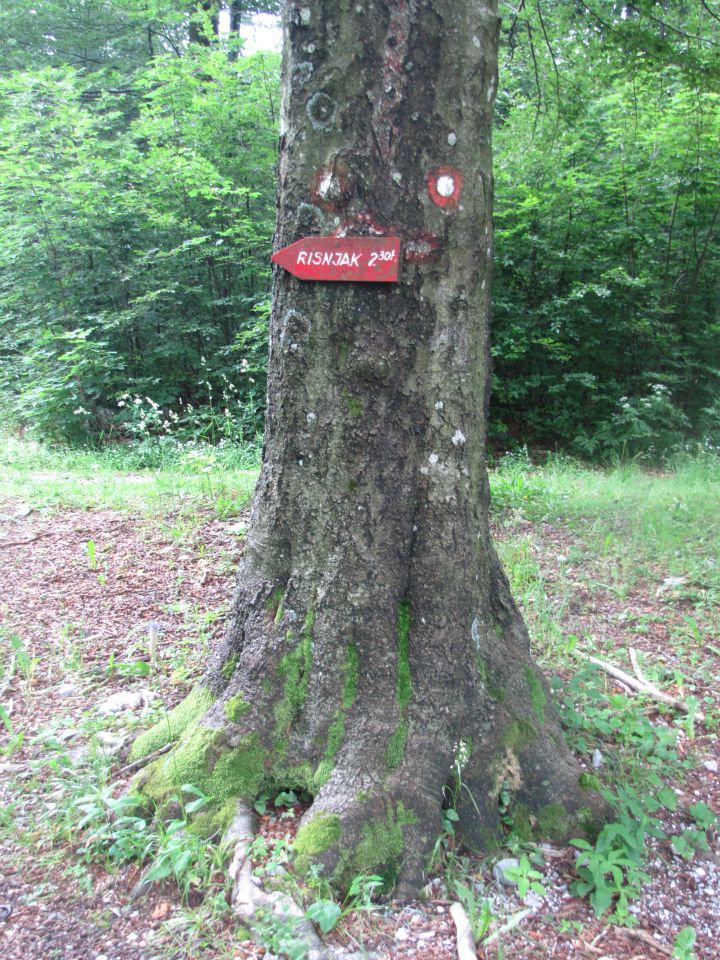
[131,0,608,895]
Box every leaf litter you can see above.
[0,498,717,959]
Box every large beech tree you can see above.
[131,0,607,894]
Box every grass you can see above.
[490,449,720,577]
[490,450,720,656]
[0,434,261,515]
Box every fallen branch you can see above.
[450,901,477,960]
[113,742,173,778]
[576,652,705,723]
[624,927,673,957]
[0,533,52,549]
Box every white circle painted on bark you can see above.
[436,175,455,198]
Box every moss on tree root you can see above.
[135,725,267,815]
[294,801,418,893]
[128,686,215,762]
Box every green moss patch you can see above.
[342,642,359,708]
[224,693,251,723]
[274,610,314,748]
[344,393,363,418]
[314,643,361,788]
[524,668,547,723]
[337,802,417,891]
[128,685,215,762]
[294,812,342,871]
[222,654,239,682]
[186,797,238,839]
[579,771,601,790]
[537,802,566,835]
[501,717,537,752]
[385,720,408,770]
[137,725,266,812]
[396,601,412,710]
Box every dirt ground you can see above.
[0,498,717,960]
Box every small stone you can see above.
[418,930,435,940]
[592,748,604,768]
[703,760,718,773]
[523,891,543,910]
[656,576,686,596]
[96,689,152,716]
[394,928,411,941]
[96,732,127,753]
[492,857,520,886]
[57,683,78,699]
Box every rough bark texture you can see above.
[132,0,608,894]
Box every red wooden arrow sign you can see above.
[272,236,401,283]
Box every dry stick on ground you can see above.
[113,742,173,778]
[449,901,477,960]
[624,927,674,957]
[576,652,705,723]
[0,534,53,549]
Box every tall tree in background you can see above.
[131,0,607,893]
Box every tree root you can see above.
[224,802,374,960]
[449,902,477,960]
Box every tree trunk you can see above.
[131,0,607,895]
[188,1,220,45]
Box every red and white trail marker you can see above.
[272,236,401,283]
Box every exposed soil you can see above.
[0,498,717,960]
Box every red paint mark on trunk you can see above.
[372,0,413,162]
[427,166,463,208]
[272,236,401,283]
[404,232,441,263]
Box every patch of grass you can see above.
[491,451,720,595]
[491,451,720,665]
[0,433,260,515]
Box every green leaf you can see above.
[306,899,341,934]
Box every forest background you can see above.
[0,0,718,462]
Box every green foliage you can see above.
[492,5,720,457]
[558,664,718,920]
[450,879,495,942]
[502,853,546,899]
[304,874,382,935]
[0,10,278,443]
[43,735,231,904]
[673,926,697,960]
[570,818,651,922]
